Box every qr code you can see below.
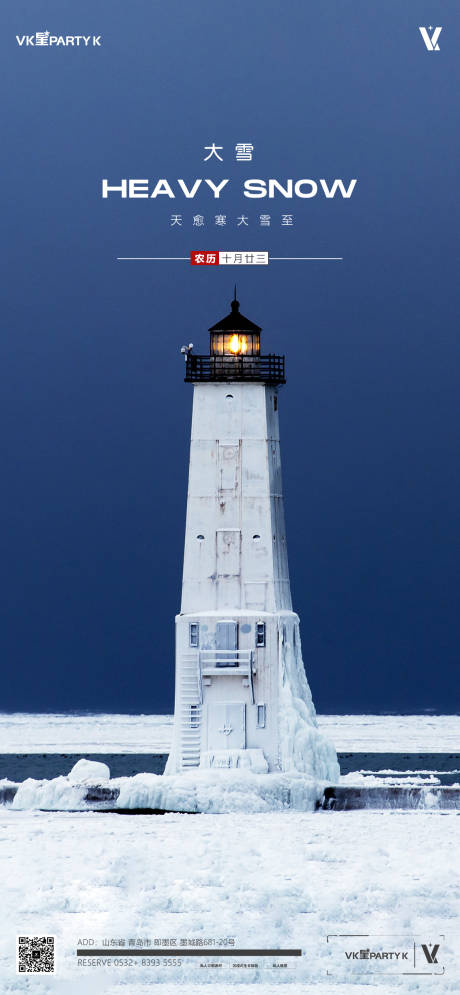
[17,936,55,973]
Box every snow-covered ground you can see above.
[1,808,459,993]
[0,712,459,754]
[2,715,459,991]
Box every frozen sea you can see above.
[0,711,459,753]
[1,714,459,992]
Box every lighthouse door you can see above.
[207,703,246,751]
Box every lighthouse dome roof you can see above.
[209,295,262,333]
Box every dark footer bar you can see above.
[77,948,302,958]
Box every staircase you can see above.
[179,652,202,769]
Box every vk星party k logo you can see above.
[16,32,101,47]
[419,26,442,51]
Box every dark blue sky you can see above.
[2,1,459,713]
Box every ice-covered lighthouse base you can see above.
[115,768,332,813]
[126,676,338,811]
[125,665,339,810]
[166,614,340,793]
[8,768,335,814]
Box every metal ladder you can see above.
[180,652,202,769]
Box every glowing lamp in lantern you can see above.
[228,333,248,355]
[209,293,262,357]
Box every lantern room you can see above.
[209,294,261,356]
[184,292,285,385]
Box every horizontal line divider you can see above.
[77,948,302,957]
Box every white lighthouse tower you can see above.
[166,295,338,782]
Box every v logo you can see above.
[419,26,442,51]
[421,943,440,964]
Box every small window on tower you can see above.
[256,622,266,647]
[274,396,278,411]
[257,704,266,728]
[189,623,199,647]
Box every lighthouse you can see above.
[166,295,338,781]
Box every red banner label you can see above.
[190,251,219,265]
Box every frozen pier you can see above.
[322,785,460,809]
[2,781,460,812]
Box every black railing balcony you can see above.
[185,353,285,385]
